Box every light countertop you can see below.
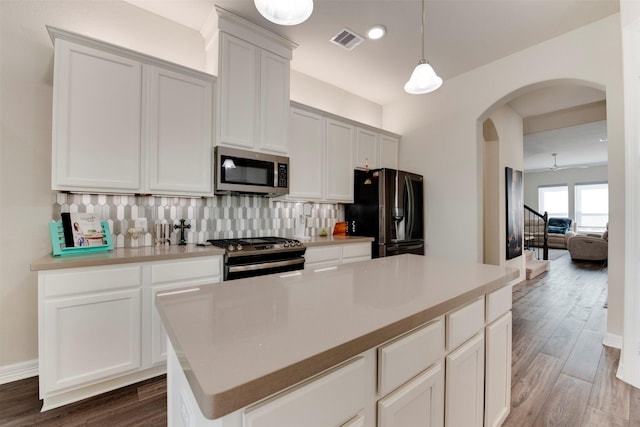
[156,254,518,420]
[30,244,226,271]
[31,236,373,271]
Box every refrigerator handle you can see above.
[405,175,414,238]
[393,170,404,221]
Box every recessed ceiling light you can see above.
[367,25,386,40]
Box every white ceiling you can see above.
[124,0,616,169]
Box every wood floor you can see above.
[1,250,638,426]
[504,251,640,427]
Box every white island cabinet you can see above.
[49,27,214,196]
[33,248,223,411]
[156,254,519,427]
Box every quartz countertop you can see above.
[30,244,226,271]
[301,235,373,247]
[155,254,519,420]
[31,236,373,271]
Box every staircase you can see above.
[525,249,550,280]
[524,205,550,280]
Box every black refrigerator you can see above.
[345,168,425,258]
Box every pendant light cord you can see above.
[421,0,425,60]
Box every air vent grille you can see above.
[330,27,365,51]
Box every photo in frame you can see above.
[505,167,523,260]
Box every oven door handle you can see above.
[228,258,306,273]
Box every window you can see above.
[538,185,568,218]
[575,183,609,232]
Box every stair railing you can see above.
[524,204,549,261]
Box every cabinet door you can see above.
[378,362,444,427]
[149,257,222,365]
[379,135,398,170]
[260,50,290,154]
[485,312,512,427]
[445,333,485,427]
[289,108,324,200]
[342,242,372,264]
[326,119,355,202]
[355,128,379,170]
[244,357,366,427]
[147,66,213,195]
[52,39,142,192]
[42,288,141,393]
[218,33,258,149]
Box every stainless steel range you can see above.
[206,237,306,281]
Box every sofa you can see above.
[524,217,576,249]
[567,226,608,261]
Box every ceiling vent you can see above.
[330,27,365,51]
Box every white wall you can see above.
[290,70,383,128]
[383,14,626,339]
[0,0,386,374]
[485,106,526,282]
[618,0,640,387]
[523,165,609,220]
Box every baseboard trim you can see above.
[603,333,623,349]
[0,359,38,385]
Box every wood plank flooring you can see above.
[504,251,640,427]
[1,250,638,426]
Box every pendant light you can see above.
[404,0,443,94]
[254,0,313,26]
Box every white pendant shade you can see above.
[254,0,313,26]
[404,60,443,94]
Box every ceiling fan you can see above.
[549,153,588,171]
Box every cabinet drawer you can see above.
[41,265,142,298]
[378,318,444,396]
[244,357,366,427]
[486,286,512,324]
[150,256,221,285]
[342,243,371,260]
[304,246,342,264]
[446,297,485,351]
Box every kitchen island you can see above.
[156,254,519,427]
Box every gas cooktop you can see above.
[206,237,304,254]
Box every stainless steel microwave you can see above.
[214,146,289,196]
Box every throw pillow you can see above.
[548,225,568,234]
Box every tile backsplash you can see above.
[52,193,343,248]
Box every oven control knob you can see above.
[227,244,236,251]
[283,241,290,248]
[295,241,302,246]
[236,244,243,251]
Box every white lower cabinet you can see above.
[378,362,444,427]
[304,242,371,269]
[485,294,512,427]
[38,255,222,411]
[42,287,142,393]
[445,332,485,427]
[243,357,366,427]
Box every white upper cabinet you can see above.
[147,66,213,196]
[216,8,294,155]
[325,119,355,202]
[289,107,324,200]
[52,39,143,192]
[354,128,379,170]
[259,50,290,154]
[218,33,259,150]
[287,106,355,203]
[353,128,399,172]
[379,134,399,170]
[49,28,214,196]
